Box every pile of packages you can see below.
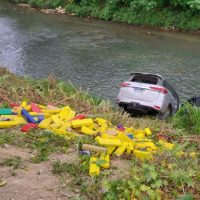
[0,101,189,176]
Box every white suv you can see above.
[116,73,179,120]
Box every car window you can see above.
[131,75,158,84]
[163,80,179,101]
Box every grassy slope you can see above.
[65,4,200,31]
[0,67,199,199]
[10,0,200,31]
[0,67,173,130]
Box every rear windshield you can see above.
[131,75,158,84]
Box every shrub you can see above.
[173,103,200,134]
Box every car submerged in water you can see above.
[116,72,180,120]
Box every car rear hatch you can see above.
[120,73,165,102]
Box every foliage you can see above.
[52,155,90,176]
[27,130,70,163]
[0,68,199,199]
[67,0,200,30]
[0,129,70,163]
[177,193,194,200]
[0,156,22,169]
[173,103,200,134]
[103,154,199,200]
[0,130,16,145]
[9,0,200,30]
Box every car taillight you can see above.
[120,82,130,87]
[153,105,161,110]
[150,86,168,94]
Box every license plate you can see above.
[134,88,144,93]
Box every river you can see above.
[0,1,200,102]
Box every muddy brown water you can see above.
[0,1,200,102]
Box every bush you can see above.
[173,103,200,134]
[9,0,200,30]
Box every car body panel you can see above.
[117,73,179,117]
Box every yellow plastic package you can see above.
[116,131,132,142]
[134,150,153,160]
[114,142,128,156]
[0,121,18,128]
[99,154,110,169]
[145,128,152,136]
[95,118,107,126]
[159,140,174,150]
[71,119,93,128]
[38,118,51,129]
[89,157,100,176]
[14,116,27,125]
[59,106,76,121]
[135,142,157,151]
[127,142,134,154]
[41,109,61,114]
[81,126,97,136]
[101,133,116,139]
[107,146,116,155]
[95,136,122,147]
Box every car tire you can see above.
[157,106,172,120]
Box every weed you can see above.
[0,130,16,145]
[0,67,199,199]
[0,67,173,131]
[177,193,194,200]
[173,103,200,134]
[52,155,105,199]
[102,152,200,200]
[26,131,70,163]
[1,156,22,169]
[52,155,89,176]
[0,128,70,164]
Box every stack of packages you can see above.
[0,101,186,176]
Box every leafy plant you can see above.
[173,103,200,134]
[29,131,70,163]
[52,155,90,176]
[177,193,194,200]
[1,156,22,169]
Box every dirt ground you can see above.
[0,145,130,200]
[0,145,79,200]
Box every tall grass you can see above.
[0,67,173,131]
[173,103,200,135]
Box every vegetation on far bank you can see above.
[9,0,200,30]
[0,67,199,199]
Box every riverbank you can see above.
[0,67,199,199]
[9,0,200,32]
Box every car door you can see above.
[163,81,179,113]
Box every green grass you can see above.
[0,129,70,163]
[65,4,200,30]
[0,67,199,199]
[173,103,200,135]
[102,154,199,200]
[52,157,89,176]
[52,156,105,200]
[9,0,200,30]
[0,156,22,169]
[51,149,200,200]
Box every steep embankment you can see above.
[0,67,199,200]
[10,0,200,31]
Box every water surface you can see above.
[0,2,200,101]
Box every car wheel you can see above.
[157,106,172,120]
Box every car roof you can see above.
[130,72,164,80]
